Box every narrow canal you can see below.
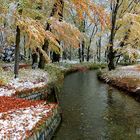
[53,71,140,140]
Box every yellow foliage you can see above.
[49,17,83,48]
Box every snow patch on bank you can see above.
[0,69,49,96]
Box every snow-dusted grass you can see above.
[60,59,79,64]
[103,65,140,80]
[100,65,140,92]
[0,68,49,96]
[103,68,140,80]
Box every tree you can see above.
[108,0,120,70]
[38,0,64,68]
[107,0,139,70]
[14,25,20,78]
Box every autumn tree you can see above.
[107,0,139,70]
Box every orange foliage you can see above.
[69,0,110,29]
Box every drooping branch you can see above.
[38,0,64,68]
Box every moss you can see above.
[44,64,64,96]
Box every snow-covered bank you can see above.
[98,65,140,98]
[0,68,48,97]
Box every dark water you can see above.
[53,71,140,140]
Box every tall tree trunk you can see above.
[80,19,86,62]
[28,48,31,61]
[52,48,60,63]
[14,26,20,78]
[32,48,39,69]
[87,46,90,62]
[32,53,38,69]
[96,37,102,62]
[98,45,101,62]
[69,46,72,61]
[79,46,82,62]
[38,0,64,68]
[108,0,119,70]
[108,46,115,70]
[86,25,97,62]
[52,41,61,63]
[38,40,49,68]
[23,35,26,58]
[96,43,99,62]
[81,40,85,62]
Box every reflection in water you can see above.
[54,71,140,140]
[107,87,113,106]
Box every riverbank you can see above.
[0,62,106,139]
[98,65,140,99]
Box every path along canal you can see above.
[54,71,140,140]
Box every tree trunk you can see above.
[98,44,101,62]
[69,46,72,61]
[79,47,82,62]
[86,25,97,62]
[96,43,99,61]
[38,40,49,69]
[108,0,119,70]
[108,47,115,70]
[52,41,61,63]
[52,48,60,63]
[14,26,20,78]
[81,40,85,62]
[28,48,31,61]
[32,48,38,69]
[23,35,26,58]
[86,46,90,61]
[97,37,101,62]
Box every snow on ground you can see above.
[107,68,140,79]
[60,60,79,64]
[0,88,15,96]
[120,65,137,70]
[102,65,140,80]
[102,65,140,89]
[0,100,56,140]
[0,69,49,96]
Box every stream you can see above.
[53,71,140,140]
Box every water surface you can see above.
[54,71,140,140]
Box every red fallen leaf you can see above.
[0,96,46,113]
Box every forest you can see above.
[0,0,140,140]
